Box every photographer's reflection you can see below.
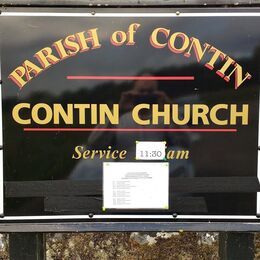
[119,73,170,112]
[70,72,195,180]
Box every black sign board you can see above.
[0,8,260,229]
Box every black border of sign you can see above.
[1,7,260,231]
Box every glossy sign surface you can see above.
[0,9,259,217]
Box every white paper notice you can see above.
[103,162,169,210]
[136,141,166,160]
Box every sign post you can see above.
[9,233,45,260]
[219,232,254,260]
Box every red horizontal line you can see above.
[24,128,237,133]
[66,76,195,81]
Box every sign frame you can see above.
[1,7,260,231]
